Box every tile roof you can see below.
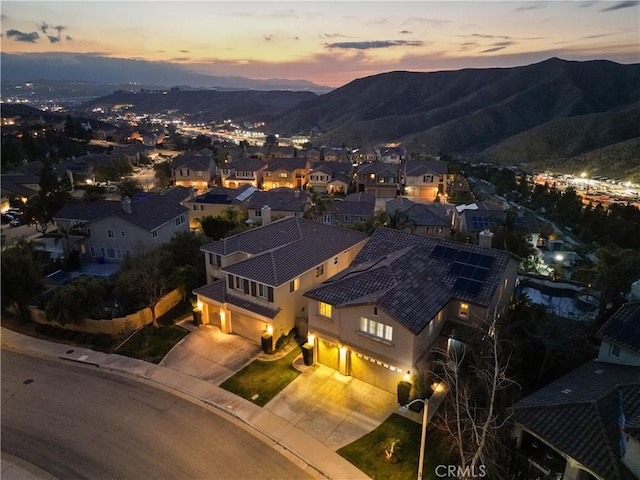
[201,217,369,286]
[357,162,398,176]
[227,157,266,171]
[333,200,375,216]
[189,185,257,206]
[404,160,448,176]
[247,188,309,212]
[193,281,280,319]
[386,199,450,227]
[171,154,212,171]
[345,192,377,204]
[311,161,352,175]
[265,157,309,172]
[54,187,190,231]
[305,228,514,334]
[515,360,640,480]
[598,301,640,354]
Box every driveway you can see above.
[162,322,399,451]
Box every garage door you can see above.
[206,310,221,328]
[318,339,340,371]
[350,352,403,394]
[230,312,266,344]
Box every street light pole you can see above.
[401,398,429,480]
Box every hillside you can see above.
[79,89,318,123]
[271,58,639,170]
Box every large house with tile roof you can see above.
[403,159,449,201]
[385,198,452,238]
[194,217,369,345]
[171,153,216,192]
[356,162,400,198]
[220,157,267,189]
[308,162,353,194]
[183,185,258,229]
[53,187,190,263]
[262,157,310,190]
[246,188,309,224]
[513,301,640,480]
[303,227,519,393]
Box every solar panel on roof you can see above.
[472,267,490,281]
[460,265,476,278]
[431,245,446,258]
[467,253,482,265]
[455,251,471,262]
[478,255,495,268]
[449,262,463,275]
[465,280,482,295]
[442,247,458,260]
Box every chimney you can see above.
[261,205,272,225]
[478,229,493,248]
[122,196,132,214]
[294,190,300,198]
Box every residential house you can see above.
[301,149,321,163]
[304,227,519,393]
[194,217,369,344]
[53,187,190,263]
[171,153,216,192]
[352,147,378,164]
[220,157,267,189]
[378,146,404,164]
[453,202,541,248]
[403,160,449,201]
[331,198,376,227]
[308,162,353,194]
[513,303,640,480]
[0,173,41,202]
[246,188,309,224]
[385,198,452,238]
[184,185,258,229]
[262,157,310,190]
[55,153,112,184]
[356,162,400,198]
[268,145,296,159]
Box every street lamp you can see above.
[400,397,429,480]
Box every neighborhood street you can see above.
[1,349,313,480]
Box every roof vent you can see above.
[594,369,604,374]
[561,389,572,394]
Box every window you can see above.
[107,229,115,238]
[315,264,325,277]
[151,229,158,238]
[255,210,261,217]
[319,302,332,318]
[84,228,92,237]
[235,276,242,290]
[459,302,469,319]
[258,283,269,299]
[175,215,186,227]
[208,253,214,265]
[193,205,198,211]
[121,230,126,237]
[116,249,123,259]
[334,256,338,265]
[278,172,288,178]
[125,249,132,256]
[90,247,96,257]
[289,278,299,293]
[215,254,221,267]
[423,175,434,183]
[294,212,301,218]
[100,247,106,258]
[322,214,333,224]
[610,344,622,358]
[359,317,393,342]
[107,248,116,258]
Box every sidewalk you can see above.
[0,327,369,480]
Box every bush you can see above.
[35,323,54,336]
[92,333,114,349]
[275,327,298,350]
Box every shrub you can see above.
[92,333,114,349]
[275,327,298,350]
[35,323,54,336]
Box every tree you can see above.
[1,240,46,321]
[304,192,333,222]
[25,161,72,235]
[45,277,105,325]
[153,160,172,188]
[430,317,517,479]
[115,250,171,328]
[118,177,144,198]
[491,207,535,260]
[196,208,248,240]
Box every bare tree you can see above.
[430,316,517,479]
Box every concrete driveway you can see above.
[162,322,399,451]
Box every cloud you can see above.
[47,35,60,43]
[323,33,353,39]
[264,34,274,41]
[403,17,451,27]
[398,30,412,35]
[180,49,190,53]
[576,1,597,7]
[515,4,544,11]
[39,22,49,33]
[325,40,424,50]
[54,25,66,35]
[600,1,639,11]
[479,46,508,53]
[471,33,511,40]
[6,29,39,43]
[66,35,72,41]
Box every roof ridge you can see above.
[270,250,279,286]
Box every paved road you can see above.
[1,349,312,480]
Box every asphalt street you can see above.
[1,349,313,480]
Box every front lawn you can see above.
[115,324,189,363]
[338,413,453,480]
[220,344,302,407]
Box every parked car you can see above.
[1,214,14,225]
[9,217,23,227]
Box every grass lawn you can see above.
[338,413,453,480]
[115,324,189,364]
[219,344,302,407]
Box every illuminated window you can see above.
[315,264,325,277]
[359,317,392,342]
[459,302,469,319]
[319,302,332,318]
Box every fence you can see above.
[29,289,183,335]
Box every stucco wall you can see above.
[29,289,182,335]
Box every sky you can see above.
[1,1,639,87]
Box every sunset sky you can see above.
[2,1,639,87]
